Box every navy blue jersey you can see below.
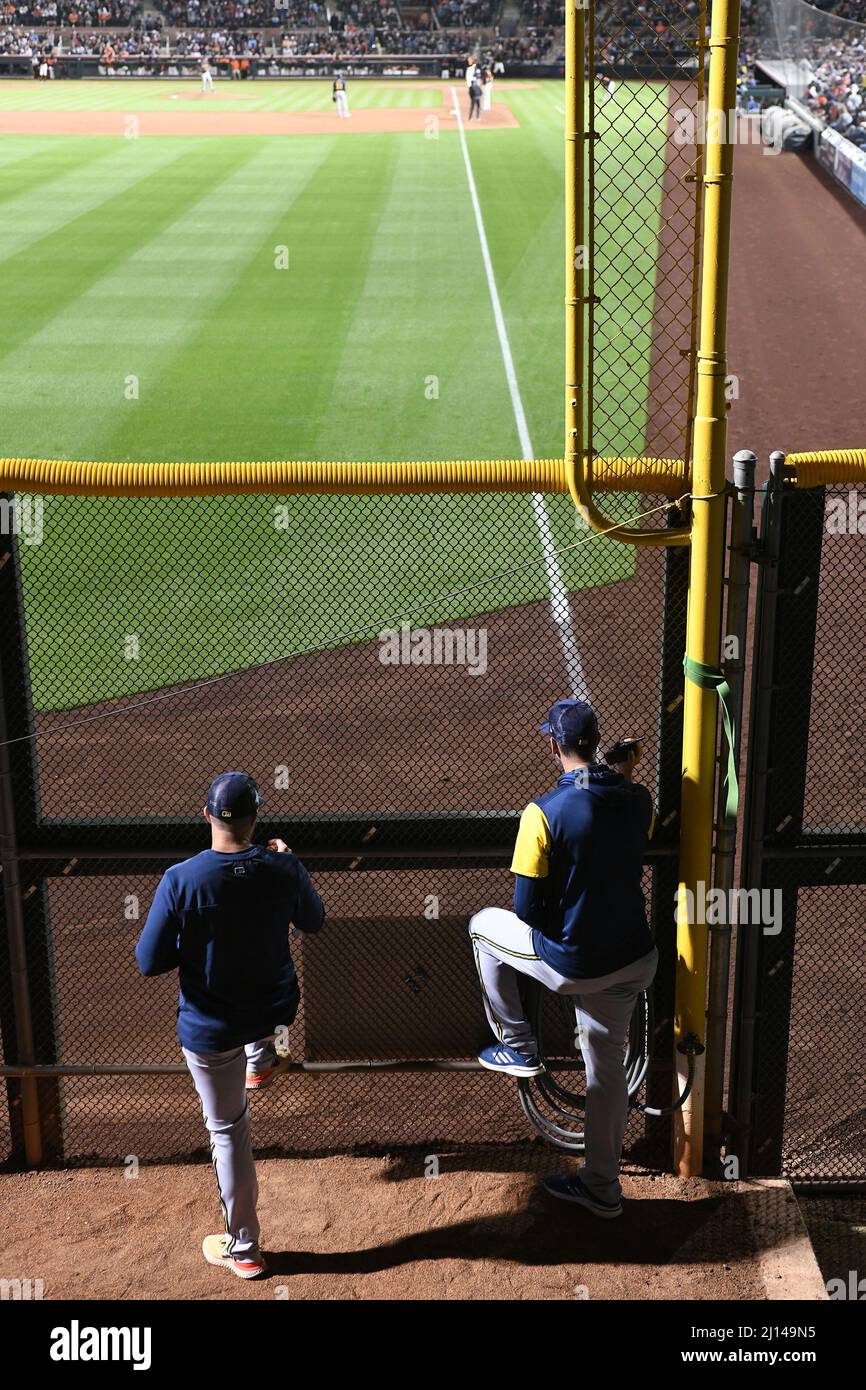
[511,765,653,979]
[136,845,324,1051]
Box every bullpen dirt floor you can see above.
[0,1156,829,1301]
[727,139,866,460]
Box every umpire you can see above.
[135,771,324,1278]
[469,700,657,1219]
[468,72,483,121]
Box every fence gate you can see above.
[731,460,866,1185]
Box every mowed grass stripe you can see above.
[0,140,124,209]
[4,139,338,468]
[308,126,617,637]
[310,130,516,460]
[16,139,372,708]
[466,125,564,459]
[15,140,429,708]
[90,136,348,465]
[0,141,268,394]
[0,138,197,258]
[4,81,672,708]
[592,82,670,458]
[13,129,562,709]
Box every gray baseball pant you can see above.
[182,1037,277,1259]
[469,907,658,1205]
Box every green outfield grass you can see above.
[0,80,669,710]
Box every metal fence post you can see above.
[728,450,785,1176]
[703,450,756,1170]
[0,638,42,1167]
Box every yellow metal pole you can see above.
[673,0,741,1176]
[564,0,583,524]
[563,4,689,548]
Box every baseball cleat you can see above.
[202,1234,267,1279]
[245,1051,291,1091]
[477,1043,545,1077]
[542,1173,623,1218]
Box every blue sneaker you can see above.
[542,1173,623,1219]
[477,1043,544,1077]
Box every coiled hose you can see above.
[517,979,700,1153]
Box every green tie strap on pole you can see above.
[683,656,739,824]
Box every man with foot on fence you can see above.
[469,700,657,1219]
[135,772,324,1278]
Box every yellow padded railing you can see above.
[0,455,689,499]
[786,450,866,489]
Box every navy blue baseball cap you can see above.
[540,699,599,750]
[206,771,262,821]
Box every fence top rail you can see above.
[785,450,866,489]
[0,455,689,499]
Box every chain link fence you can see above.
[0,486,687,1166]
[0,11,708,1167]
[732,478,866,1184]
[591,0,704,468]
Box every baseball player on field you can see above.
[468,72,483,122]
[135,771,325,1279]
[469,700,657,1219]
[201,56,215,94]
[481,60,494,113]
[332,70,350,118]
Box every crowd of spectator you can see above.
[519,1,563,26]
[284,24,482,55]
[1,0,139,22]
[0,23,155,50]
[0,21,498,57]
[593,2,702,70]
[802,36,866,147]
[491,28,556,62]
[809,2,866,21]
[161,1,272,28]
[2,0,860,96]
[437,0,498,28]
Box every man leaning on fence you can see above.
[470,700,658,1219]
[135,771,324,1279]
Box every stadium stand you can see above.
[0,0,794,76]
[808,2,864,19]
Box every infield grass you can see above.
[0,81,670,709]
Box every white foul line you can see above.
[450,87,588,700]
